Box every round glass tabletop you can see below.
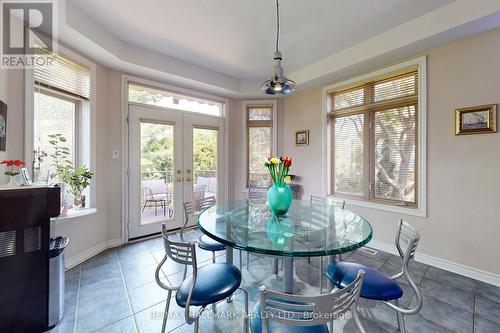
[197,199,373,257]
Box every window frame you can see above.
[242,100,277,191]
[323,57,427,217]
[127,82,226,119]
[25,43,97,209]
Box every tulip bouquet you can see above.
[265,156,292,184]
[1,159,25,177]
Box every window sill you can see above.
[51,208,97,223]
[343,198,426,218]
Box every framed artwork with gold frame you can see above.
[455,104,497,135]
[295,130,309,146]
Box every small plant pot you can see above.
[74,195,86,209]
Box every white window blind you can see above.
[373,105,416,203]
[329,67,418,206]
[34,53,91,100]
[333,113,365,196]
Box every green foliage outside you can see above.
[140,124,217,182]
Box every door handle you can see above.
[176,178,183,182]
[186,177,191,182]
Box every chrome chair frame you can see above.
[257,270,366,333]
[156,224,249,333]
[181,196,220,263]
[309,195,346,293]
[382,220,423,333]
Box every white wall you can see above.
[282,28,500,278]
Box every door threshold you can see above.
[128,226,198,243]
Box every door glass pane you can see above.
[140,121,174,225]
[193,127,218,200]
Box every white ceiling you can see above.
[68,0,453,80]
[61,0,500,96]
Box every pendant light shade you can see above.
[261,0,295,95]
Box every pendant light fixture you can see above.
[261,0,295,95]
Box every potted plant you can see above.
[58,165,93,209]
[1,159,26,186]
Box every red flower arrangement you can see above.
[0,159,26,176]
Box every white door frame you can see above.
[121,75,229,242]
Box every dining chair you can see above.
[155,224,249,333]
[142,187,167,216]
[309,195,346,293]
[240,183,271,269]
[326,220,422,333]
[182,196,225,263]
[251,270,366,333]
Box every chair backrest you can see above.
[142,180,167,195]
[310,195,325,206]
[310,195,346,209]
[259,270,365,332]
[395,220,421,264]
[161,224,197,267]
[248,183,268,199]
[181,196,216,239]
[325,196,346,209]
[142,187,154,200]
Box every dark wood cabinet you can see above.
[0,186,60,333]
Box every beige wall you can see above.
[50,64,124,260]
[0,62,124,261]
[2,27,499,278]
[282,28,500,276]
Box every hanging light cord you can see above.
[275,0,280,54]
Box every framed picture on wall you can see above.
[295,130,309,146]
[0,100,6,151]
[20,167,32,186]
[455,104,497,135]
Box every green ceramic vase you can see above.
[267,182,293,216]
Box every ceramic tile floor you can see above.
[48,229,500,333]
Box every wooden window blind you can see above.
[34,53,91,100]
[329,66,418,206]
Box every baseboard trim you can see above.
[368,239,500,287]
[65,238,123,270]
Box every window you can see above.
[34,91,78,180]
[32,53,91,187]
[247,105,273,187]
[128,83,224,117]
[328,66,420,207]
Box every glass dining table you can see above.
[197,199,373,293]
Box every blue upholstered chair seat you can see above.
[197,235,226,251]
[176,263,241,307]
[326,262,403,301]
[250,302,328,333]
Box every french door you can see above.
[128,104,225,239]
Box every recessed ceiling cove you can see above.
[68,0,453,80]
